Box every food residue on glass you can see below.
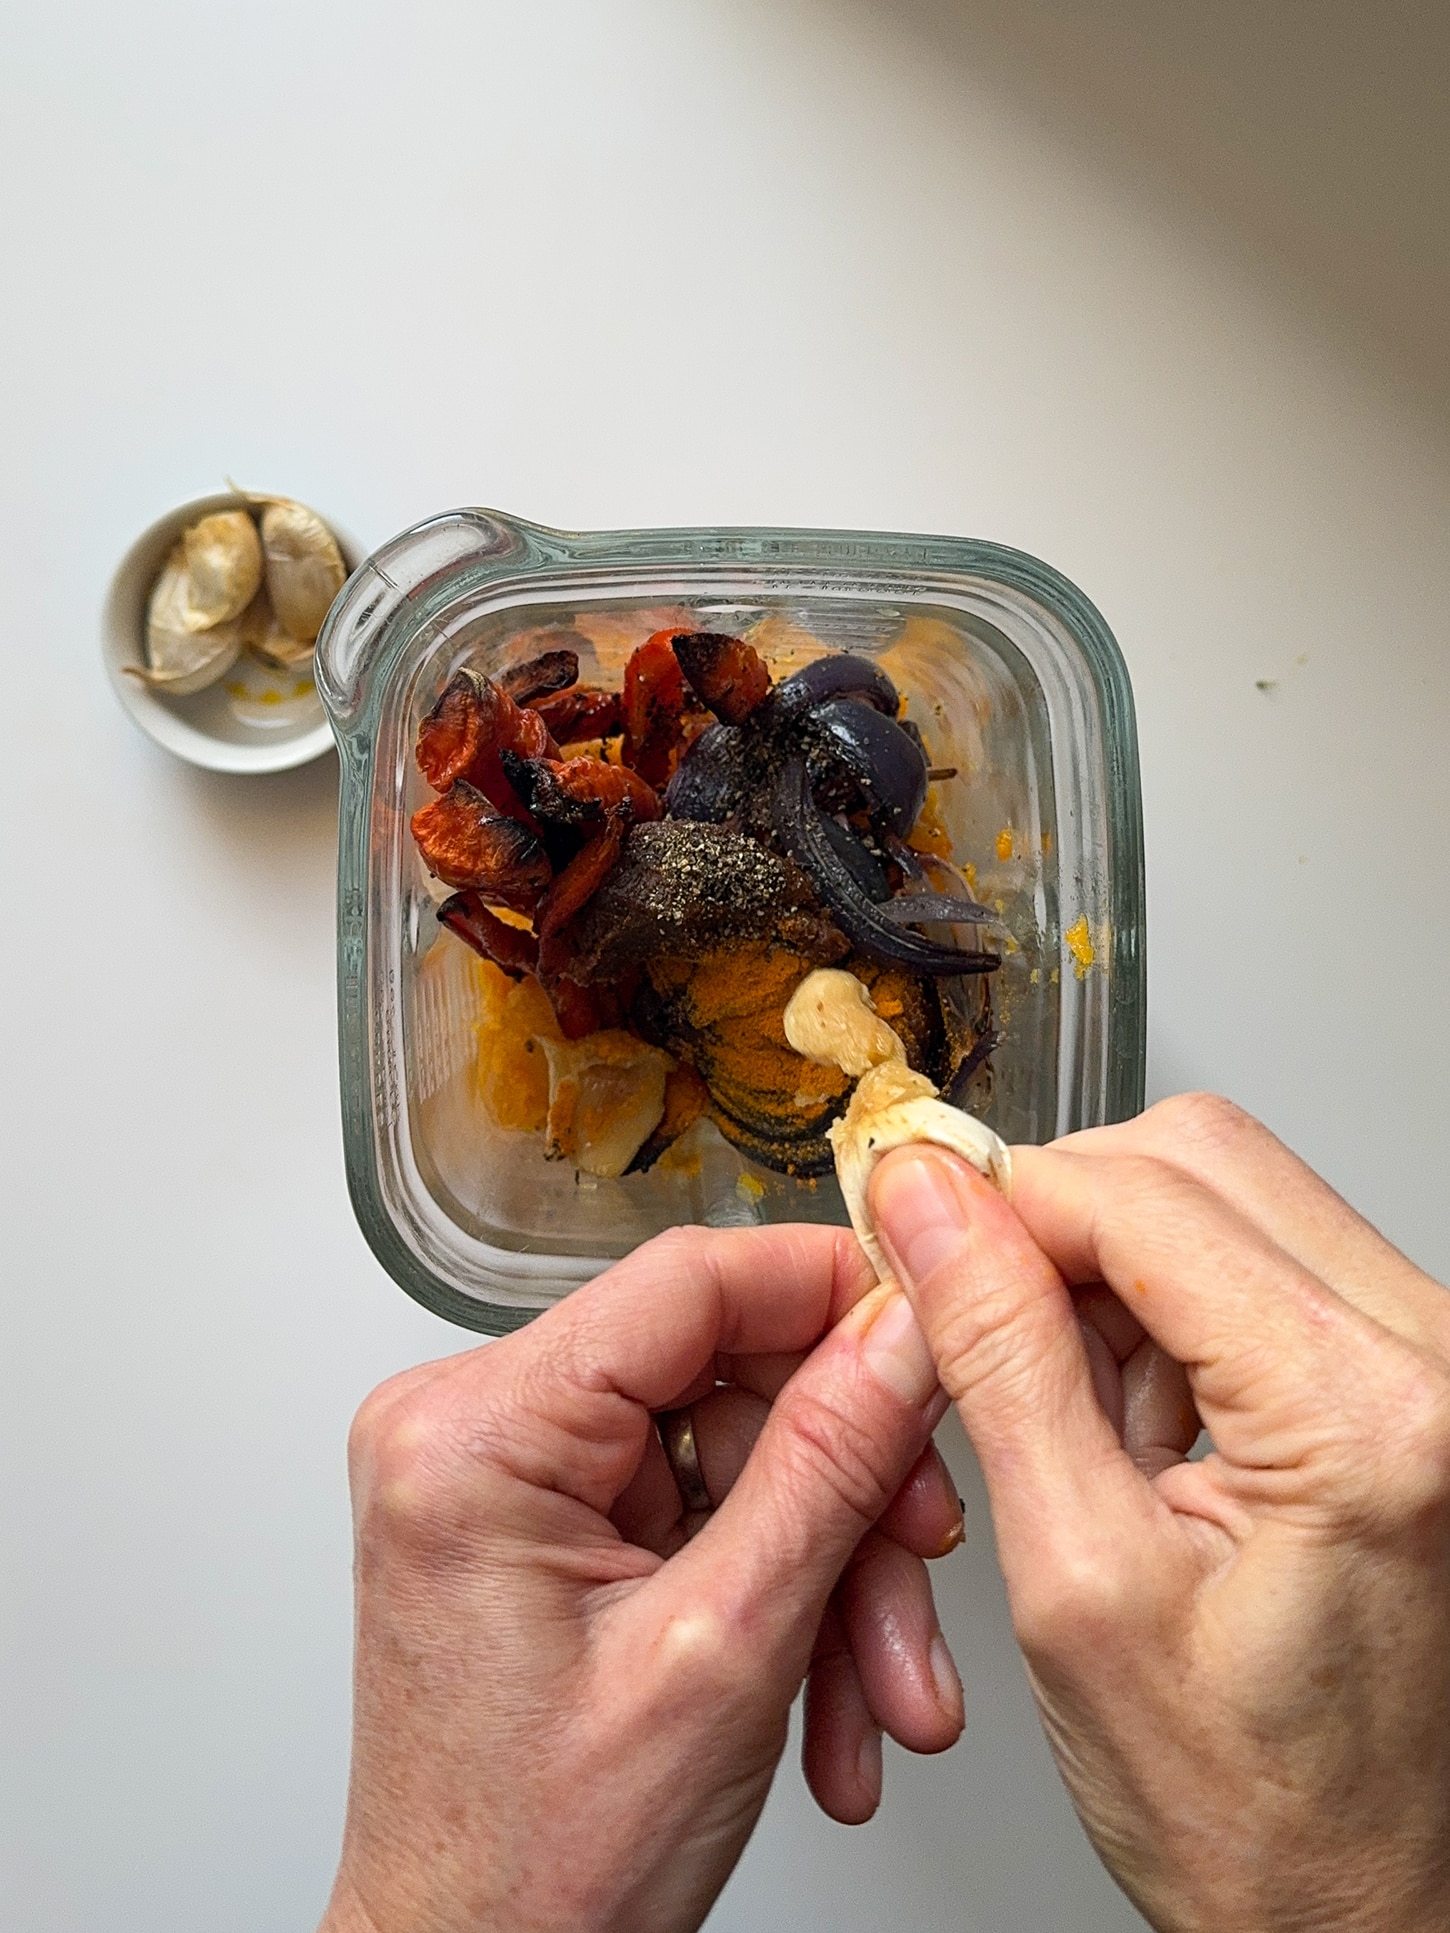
[1064,915,1096,978]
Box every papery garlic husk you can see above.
[537,1030,672,1179]
[254,497,346,644]
[783,967,1010,1282]
[236,584,315,669]
[182,510,263,625]
[127,543,244,694]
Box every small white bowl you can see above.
[103,492,365,775]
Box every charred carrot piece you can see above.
[502,753,661,827]
[498,647,579,706]
[416,669,491,791]
[536,819,627,970]
[436,892,540,974]
[533,685,626,746]
[671,631,772,724]
[623,630,688,787]
[548,976,606,1040]
[416,669,560,822]
[410,782,552,905]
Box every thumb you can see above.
[655,1282,948,1680]
[869,1145,1146,1578]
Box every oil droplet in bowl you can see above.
[223,653,324,731]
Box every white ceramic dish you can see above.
[103,492,364,775]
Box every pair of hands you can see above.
[321,1097,1450,1933]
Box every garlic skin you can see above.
[258,498,346,644]
[536,1031,672,1179]
[784,966,1010,1282]
[237,585,315,670]
[130,542,244,694]
[182,511,263,626]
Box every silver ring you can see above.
[656,1406,713,1517]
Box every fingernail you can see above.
[860,1291,940,1409]
[929,1632,963,1724]
[933,1513,965,1558]
[872,1152,971,1288]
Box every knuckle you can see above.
[1108,1150,1192,1221]
[633,1223,715,1283]
[349,1373,500,1559]
[1085,1151,1208,1265]
[1011,1541,1138,1671]
[929,1275,1052,1416]
[778,1384,896,1528]
[347,1365,431,1477]
[1364,1362,1450,1529]
[651,1601,754,1697]
[931,1274,1010,1379]
[1143,1090,1259,1158]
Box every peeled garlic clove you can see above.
[256,498,346,644]
[537,1030,672,1178]
[781,966,904,1077]
[784,966,1010,1281]
[182,510,262,625]
[126,543,244,694]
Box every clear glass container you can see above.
[317,512,1145,1334]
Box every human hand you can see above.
[320,1224,965,1933]
[871,1094,1450,1933]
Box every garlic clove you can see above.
[828,1060,1011,1282]
[782,966,904,1077]
[784,966,1010,1281]
[255,497,347,645]
[181,510,263,626]
[236,584,315,670]
[127,543,245,694]
[536,1030,672,1179]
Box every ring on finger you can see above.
[656,1405,713,1523]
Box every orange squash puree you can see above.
[906,787,953,859]
[472,962,561,1131]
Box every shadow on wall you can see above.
[844,0,1450,431]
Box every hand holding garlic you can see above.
[782,966,1010,1282]
[860,1095,1450,1933]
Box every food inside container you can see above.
[318,514,1145,1333]
[408,623,1010,1188]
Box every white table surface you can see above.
[4,4,1448,1929]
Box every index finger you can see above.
[461,1223,877,1513]
[1050,1094,1450,1353]
[1007,1142,1410,1433]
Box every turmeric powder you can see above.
[636,940,947,1174]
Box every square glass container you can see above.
[317,512,1145,1333]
